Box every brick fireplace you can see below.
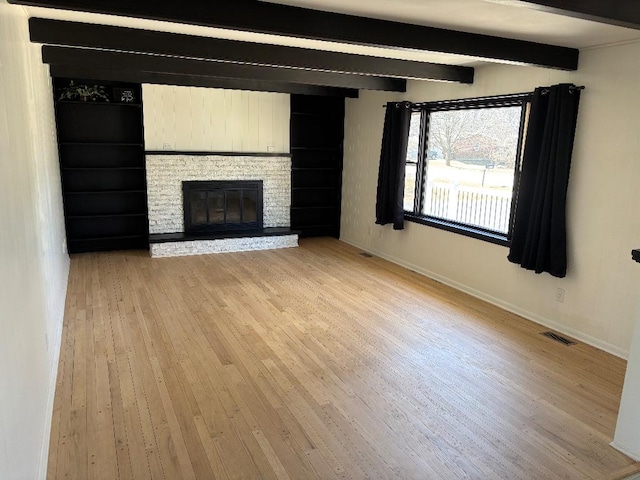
[145,153,298,257]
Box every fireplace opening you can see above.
[183,180,263,233]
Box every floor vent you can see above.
[359,252,373,258]
[541,331,577,346]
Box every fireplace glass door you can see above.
[183,181,263,233]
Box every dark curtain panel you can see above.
[508,83,581,278]
[376,102,412,230]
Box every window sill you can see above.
[404,213,510,247]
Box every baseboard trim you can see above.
[340,236,628,360]
[611,442,640,462]
[37,260,70,479]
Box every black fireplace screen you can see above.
[183,180,263,232]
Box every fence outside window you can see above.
[422,183,512,234]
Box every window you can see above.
[403,94,529,245]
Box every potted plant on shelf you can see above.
[58,81,110,103]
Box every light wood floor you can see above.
[48,238,639,479]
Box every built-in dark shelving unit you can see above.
[290,95,345,238]
[53,78,148,254]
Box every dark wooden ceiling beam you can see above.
[8,0,579,70]
[48,65,359,97]
[42,46,406,92]
[518,0,640,30]
[29,18,474,83]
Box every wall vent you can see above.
[541,331,577,346]
[359,252,373,258]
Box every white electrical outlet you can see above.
[267,145,276,153]
[163,142,173,150]
[556,287,565,303]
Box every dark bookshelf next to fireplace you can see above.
[290,94,345,238]
[54,78,148,254]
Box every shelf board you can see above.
[292,167,338,171]
[69,234,147,242]
[60,142,143,146]
[291,206,337,210]
[64,189,146,195]
[57,101,141,107]
[291,111,343,118]
[67,213,147,219]
[292,224,337,229]
[291,147,340,151]
[62,167,144,170]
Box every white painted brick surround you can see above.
[146,154,291,234]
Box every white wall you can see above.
[142,84,290,153]
[341,40,640,358]
[0,2,70,479]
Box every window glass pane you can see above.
[403,111,422,211]
[406,112,421,164]
[421,105,522,234]
[404,164,417,211]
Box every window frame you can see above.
[403,92,532,246]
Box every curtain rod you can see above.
[382,85,585,108]
[382,91,531,109]
[541,85,585,95]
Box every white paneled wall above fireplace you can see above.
[142,85,290,153]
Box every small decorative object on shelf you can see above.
[58,80,110,103]
[113,87,136,104]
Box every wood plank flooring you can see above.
[48,238,638,479]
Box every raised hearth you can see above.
[148,227,299,258]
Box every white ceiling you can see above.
[266,0,640,49]
[25,0,640,69]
